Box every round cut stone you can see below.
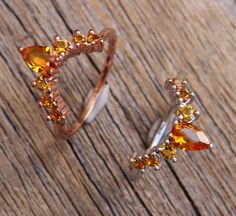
[177,89,190,103]
[172,78,184,90]
[145,154,159,167]
[87,34,99,43]
[160,144,177,159]
[49,106,62,121]
[132,158,146,170]
[36,75,51,91]
[178,105,195,122]
[41,95,53,108]
[73,33,86,44]
[54,39,69,54]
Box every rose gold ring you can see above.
[19,28,117,140]
[129,72,214,180]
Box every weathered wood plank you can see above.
[0,0,235,215]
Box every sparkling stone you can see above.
[41,95,53,108]
[178,105,195,122]
[73,33,86,43]
[177,89,190,102]
[38,65,52,77]
[132,158,146,170]
[160,143,177,159]
[36,75,51,91]
[87,33,99,43]
[20,46,52,73]
[49,106,62,121]
[172,78,184,90]
[54,39,69,54]
[171,122,210,150]
[145,154,159,167]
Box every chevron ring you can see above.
[19,28,117,139]
[130,73,214,179]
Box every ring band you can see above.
[19,28,117,140]
[130,73,214,180]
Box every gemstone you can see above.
[145,155,159,167]
[132,158,146,170]
[54,39,69,54]
[177,89,190,102]
[160,143,177,159]
[49,106,62,121]
[73,33,86,44]
[38,65,52,77]
[36,75,51,91]
[172,78,184,90]
[41,95,53,108]
[171,122,210,150]
[178,105,195,122]
[20,46,52,73]
[87,33,99,43]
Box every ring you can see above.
[130,73,214,180]
[19,28,117,139]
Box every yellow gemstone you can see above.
[20,46,52,73]
[36,75,51,91]
[160,143,177,159]
[54,39,69,54]
[132,158,146,170]
[145,155,159,167]
[41,95,53,108]
[87,33,99,43]
[178,105,195,122]
[49,106,62,121]
[171,122,210,150]
[73,33,86,43]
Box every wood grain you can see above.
[0,0,236,215]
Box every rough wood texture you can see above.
[0,0,236,215]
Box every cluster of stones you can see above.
[19,30,101,121]
[131,152,162,170]
[131,143,177,171]
[131,77,212,171]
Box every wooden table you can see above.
[0,0,235,215]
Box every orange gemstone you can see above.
[36,75,51,91]
[132,158,146,170]
[177,89,190,102]
[20,46,52,73]
[39,65,52,77]
[41,95,53,108]
[160,144,177,159]
[172,78,184,90]
[145,155,159,167]
[171,122,210,150]
[73,33,86,44]
[49,106,62,121]
[87,33,99,43]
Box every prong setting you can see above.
[172,156,178,163]
[130,73,213,178]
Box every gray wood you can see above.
[0,0,235,215]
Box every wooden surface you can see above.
[0,0,236,215]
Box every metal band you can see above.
[54,28,117,139]
[129,74,213,181]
